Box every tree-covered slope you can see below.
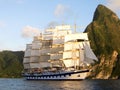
[85,4,120,55]
[85,4,120,79]
[0,51,24,78]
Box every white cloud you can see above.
[106,0,120,11]
[54,4,75,23]
[21,25,41,38]
[54,4,70,18]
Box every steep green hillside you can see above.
[85,4,120,79]
[85,4,120,55]
[0,51,24,78]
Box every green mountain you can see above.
[0,51,24,78]
[85,4,120,79]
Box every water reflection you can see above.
[0,78,120,90]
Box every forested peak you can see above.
[93,4,119,22]
[85,4,120,55]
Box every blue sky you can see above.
[0,0,120,51]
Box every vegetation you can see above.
[0,51,24,78]
[85,4,120,56]
[85,4,120,78]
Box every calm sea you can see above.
[0,78,120,90]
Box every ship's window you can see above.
[77,75,80,77]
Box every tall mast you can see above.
[79,44,81,69]
[74,23,76,33]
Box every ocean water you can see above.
[0,78,120,90]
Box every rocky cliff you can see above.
[85,4,120,79]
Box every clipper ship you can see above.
[23,25,98,80]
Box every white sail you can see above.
[79,44,84,63]
[53,39,64,44]
[39,62,51,68]
[50,54,62,60]
[42,34,53,40]
[64,42,81,51]
[50,47,64,53]
[63,51,79,59]
[24,63,30,69]
[65,33,88,42]
[32,42,42,49]
[63,59,74,67]
[30,63,41,68]
[84,42,98,64]
[40,55,50,61]
[41,48,50,55]
[23,57,30,63]
[30,57,40,63]
[31,49,41,56]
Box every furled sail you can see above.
[63,59,80,68]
